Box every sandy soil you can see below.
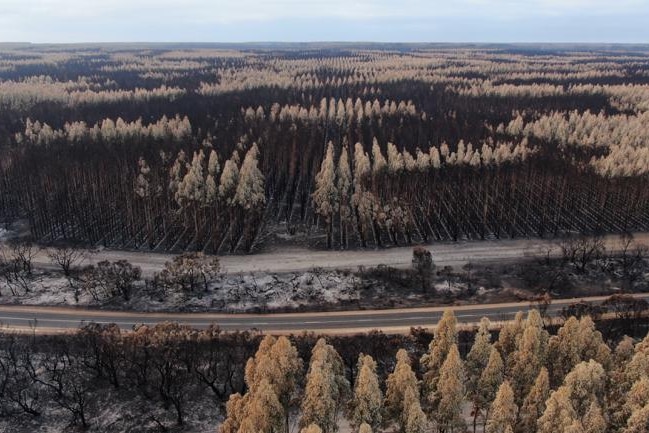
[3,232,647,276]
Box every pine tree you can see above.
[614,336,636,365]
[385,349,419,426]
[313,141,338,248]
[456,140,466,164]
[387,142,404,173]
[206,173,218,205]
[169,150,186,203]
[402,148,416,171]
[440,142,450,160]
[434,344,465,433]
[624,333,649,385]
[495,311,524,371]
[415,148,430,171]
[429,146,441,168]
[582,401,607,433]
[134,157,151,199]
[510,311,547,405]
[354,142,371,182]
[518,367,550,433]
[371,139,386,175]
[476,347,504,432]
[352,142,371,247]
[300,366,337,433]
[234,143,265,210]
[547,316,609,387]
[537,386,579,433]
[634,332,649,354]
[563,360,606,419]
[223,335,302,433]
[536,360,607,433]
[486,381,517,433]
[205,149,220,205]
[428,146,442,169]
[220,393,248,433]
[351,354,382,430]
[219,150,240,205]
[421,310,458,403]
[207,149,220,176]
[238,378,285,433]
[245,334,303,432]
[546,316,581,386]
[134,156,155,244]
[300,339,349,433]
[466,317,493,399]
[403,386,428,433]
[624,377,649,418]
[577,316,611,370]
[177,149,209,236]
[337,145,352,248]
[271,336,303,400]
[179,149,206,206]
[624,404,649,433]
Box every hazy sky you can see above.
[1,0,648,43]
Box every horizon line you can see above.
[2,41,649,46]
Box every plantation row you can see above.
[1,46,649,251]
[218,311,649,433]
[3,121,647,252]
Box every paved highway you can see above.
[1,294,646,335]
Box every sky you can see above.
[0,0,648,43]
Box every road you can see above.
[1,294,647,335]
[1,233,647,334]
[4,232,649,276]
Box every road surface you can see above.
[3,233,648,276]
[1,233,647,334]
[1,294,646,335]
